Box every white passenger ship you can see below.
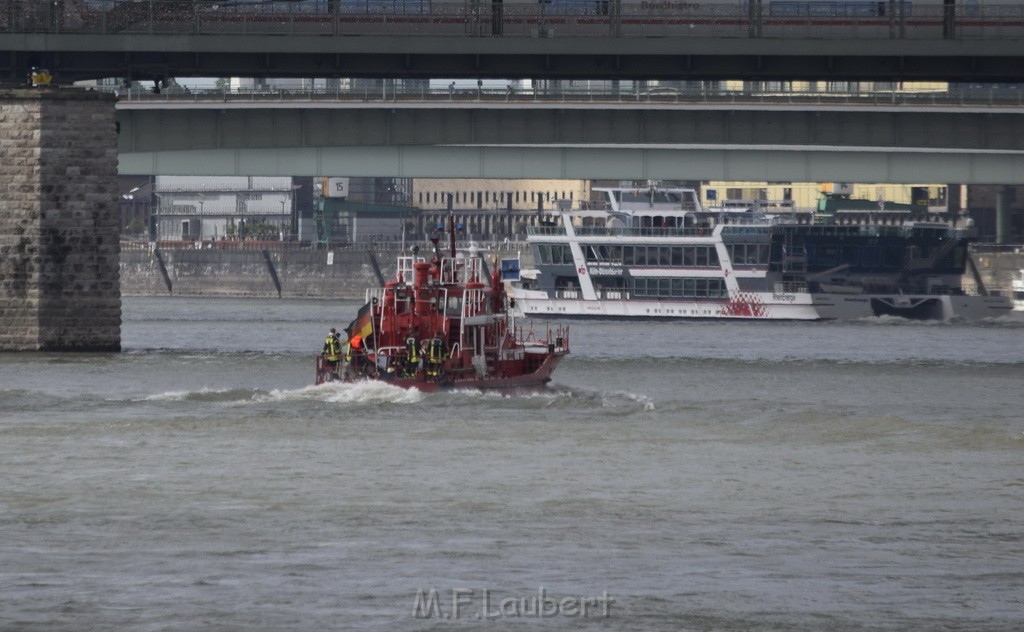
[510,185,1011,321]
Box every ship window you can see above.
[842,245,860,266]
[635,247,648,266]
[552,245,571,265]
[683,247,696,267]
[708,279,723,298]
[659,279,671,295]
[623,247,635,265]
[537,244,551,264]
[696,247,709,267]
[609,246,623,263]
[683,278,695,297]
[862,245,880,267]
[695,279,708,297]
[816,245,839,267]
[671,247,683,266]
[758,244,770,264]
[671,278,683,296]
[948,245,964,269]
[882,246,902,268]
[708,247,719,267]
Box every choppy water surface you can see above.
[2,297,1023,631]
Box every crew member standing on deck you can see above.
[404,331,421,377]
[322,328,342,378]
[346,334,366,375]
[426,332,448,379]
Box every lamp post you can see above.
[280,199,287,241]
[197,193,205,243]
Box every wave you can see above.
[570,354,1024,369]
[260,381,424,405]
[136,387,262,403]
[842,313,1024,329]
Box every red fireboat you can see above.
[315,229,569,392]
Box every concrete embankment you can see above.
[966,249,1024,298]
[120,245,533,299]
[121,248,388,299]
[120,244,1023,299]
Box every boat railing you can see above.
[395,255,423,281]
[365,287,385,304]
[774,282,808,294]
[529,225,715,239]
[461,288,488,319]
[373,346,405,372]
[514,321,570,353]
[720,225,772,236]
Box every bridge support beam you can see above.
[0,89,121,351]
[995,186,1013,245]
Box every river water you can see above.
[2,297,1023,631]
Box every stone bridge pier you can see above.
[0,88,121,351]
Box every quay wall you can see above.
[971,249,1024,297]
[119,244,1024,299]
[121,248,385,299]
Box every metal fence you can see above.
[109,83,1024,109]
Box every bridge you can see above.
[4,1,1024,84]
[116,84,1024,183]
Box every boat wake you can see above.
[137,387,261,403]
[263,380,425,405]
[546,384,657,412]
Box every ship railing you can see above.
[437,255,485,285]
[395,255,423,281]
[372,346,404,372]
[461,288,488,319]
[513,322,570,353]
[365,287,385,304]
[600,290,630,300]
[774,282,808,293]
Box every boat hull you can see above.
[316,353,566,392]
[515,292,1012,321]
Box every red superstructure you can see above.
[316,233,569,391]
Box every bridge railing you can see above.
[109,82,1024,109]
[4,1,1024,40]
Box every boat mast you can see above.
[447,192,457,259]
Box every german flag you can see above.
[344,301,374,349]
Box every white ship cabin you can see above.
[567,187,703,230]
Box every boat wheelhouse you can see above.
[511,185,1011,321]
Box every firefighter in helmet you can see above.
[404,330,421,377]
[425,331,447,379]
[322,327,342,379]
